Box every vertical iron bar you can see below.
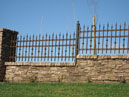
[90,25,92,54]
[82,25,85,54]
[86,26,89,54]
[48,35,50,61]
[65,33,68,61]
[72,32,75,61]
[119,25,121,54]
[114,23,117,54]
[41,35,44,61]
[102,25,104,54]
[98,24,101,54]
[15,35,18,61]
[28,35,31,61]
[106,24,109,54]
[51,33,54,61]
[22,36,25,61]
[25,35,28,61]
[123,23,126,53]
[128,25,129,53]
[11,35,14,61]
[38,34,41,61]
[54,34,57,61]
[69,34,71,61]
[61,34,64,61]
[35,36,37,61]
[110,25,113,54]
[58,33,61,61]
[19,35,22,61]
[31,35,34,61]
[44,34,47,61]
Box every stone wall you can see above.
[0,28,129,83]
[5,55,129,83]
[0,28,18,81]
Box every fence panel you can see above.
[9,33,76,62]
[79,23,129,55]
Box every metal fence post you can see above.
[75,21,80,64]
[93,16,96,55]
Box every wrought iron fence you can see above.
[79,23,129,55]
[9,33,76,62]
[9,21,129,62]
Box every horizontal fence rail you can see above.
[79,23,129,55]
[9,33,76,62]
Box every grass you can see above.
[0,83,129,97]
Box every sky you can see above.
[0,0,129,35]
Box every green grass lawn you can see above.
[0,83,129,97]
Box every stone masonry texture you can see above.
[5,55,129,83]
[0,28,18,81]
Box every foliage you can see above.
[28,75,37,83]
[87,76,92,83]
[120,76,126,84]
[58,75,64,83]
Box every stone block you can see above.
[0,28,4,32]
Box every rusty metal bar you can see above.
[19,35,22,61]
[119,25,121,54]
[106,24,109,54]
[79,35,128,39]
[114,23,117,54]
[102,25,104,54]
[41,35,44,61]
[80,29,129,33]
[110,25,113,53]
[98,24,101,53]
[10,56,74,59]
[31,35,34,61]
[123,23,126,53]
[25,35,28,61]
[69,34,71,61]
[72,32,75,61]
[61,34,64,61]
[34,36,37,61]
[58,33,61,61]
[51,33,54,61]
[82,25,85,54]
[90,25,92,54]
[15,35,18,62]
[127,25,129,53]
[11,44,75,48]
[86,26,89,54]
[28,35,31,61]
[65,33,68,61]
[54,34,57,61]
[38,34,41,61]
[22,36,25,61]
[44,34,47,61]
[48,35,50,61]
